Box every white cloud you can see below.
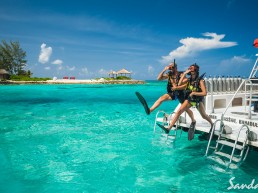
[38,43,52,64]
[57,65,63,70]
[220,55,250,66]
[52,59,63,65]
[44,66,51,70]
[98,68,108,75]
[67,66,75,71]
[148,65,154,75]
[161,33,237,64]
[81,67,89,74]
[215,55,251,75]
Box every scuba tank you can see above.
[233,76,238,91]
[226,76,230,92]
[221,75,226,92]
[238,76,243,91]
[217,75,222,92]
[208,75,213,92]
[204,75,210,92]
[213,76,217,93]
[230,76,234,92]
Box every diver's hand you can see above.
[184,69,191,75]
[189,92,195,97]
[164,65,171,71]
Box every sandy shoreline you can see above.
[0,79,145,85]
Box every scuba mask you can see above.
[187,64,199,75]
[168,70,175,76]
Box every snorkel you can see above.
[168,59,176,76]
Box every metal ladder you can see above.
[245,54,258,118]
[153,110,182,143]
[205,120,250,168]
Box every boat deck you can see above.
[178,105,258,147]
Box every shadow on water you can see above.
[175,142,208,175]
[2,98,63,105]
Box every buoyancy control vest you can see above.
[166,71,183,93]
[185,73,206,107]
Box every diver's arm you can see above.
[173,83,187,90]
[178,69,191,85]
[157,66,170,80]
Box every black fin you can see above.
[156,123,169,134]
[135,92,150,115]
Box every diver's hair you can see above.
[191,63,199,72]
[190,63,199,78]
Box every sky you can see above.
[1,0,258,80]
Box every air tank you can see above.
[221,76,226,92]
[238,76,243,92]
[226,76,231,92]
[233,76,238,91]
[208,75,213,92]
[204,76,210,92]
[217,76,222,92]
[213,76,217,93]
[231,76,234,91]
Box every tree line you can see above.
[0,40,30,76]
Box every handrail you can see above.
[206,79,214,113]
[249,57,258,78]
[245,79,253,119]
[154,110,168,133]
[229,124,250,165]
[205,119,223,156]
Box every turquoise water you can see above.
[0,81,258,193]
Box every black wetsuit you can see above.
[167,72,185,103]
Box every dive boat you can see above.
[154,54,258,168]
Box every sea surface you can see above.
[0,81,258,193]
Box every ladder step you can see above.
[214,151,242,162]
[168,135,176,139]
[217,140,244,150]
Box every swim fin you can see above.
[188,121,196,141]
[156,123,170,134]
[135,92,150,115]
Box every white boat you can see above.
[154,54,258,168]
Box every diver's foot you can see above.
[188,121,196,141]
[198,132,211,141]
[198,123,213,141]
[156,123,170,134]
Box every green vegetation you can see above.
[10,75,51,81]
[0,40,51,81]
[0,40,27,75]
[115,76,131,80]
[1,40,133,82]
[96,76,132,80]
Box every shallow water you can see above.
[0,81,258,193]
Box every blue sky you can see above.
[1,0,258,80]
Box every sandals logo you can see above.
[228,177,258,190]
